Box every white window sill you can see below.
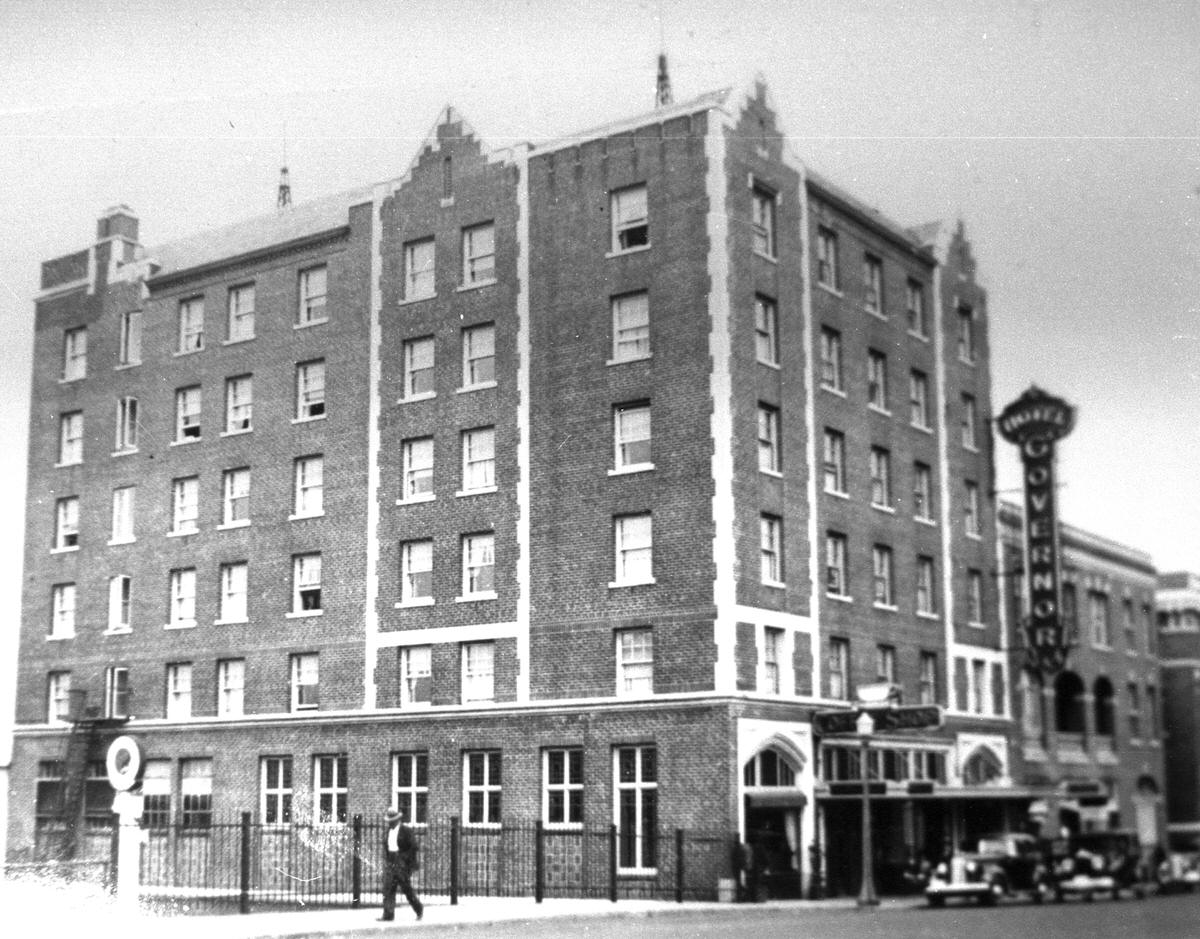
[111,448,139,457]
[617,868,659,878]
[757,358,781,370]
[825,593,853,604]
[915,517,937,527]
[817,283,843,298]
[820,385,846,397]
[286,610,324,619]
[455,592,498,603]
[910,424,933,435]
[963,444,980,454]
[752,249,778,264]
[917,611,940,620]
[907,330,930,342]
[398,391,436,404]
[608,465,654,477]
[606,353,653,367]
[462,822,502,830]
[288,512,325,521]
[967,621,987,629]
[440,196,455,207]
[291,414,326,425]
[609,578,656,589]
[170,437,201,447]
[457,278,497,293]
[871,503,895,514]
[965,532,982,541]
[761,579,786,590]
[542,822,584,832]
[759,468,783,479]
[108,536,135,546]
[398,293,435,307]
[824,489,850,500]
[173,347,204,358]
[167,528,199,538]
[164,621,196,630]
[214,618,248,626]
[959,356,977,367]
[396,494,436,505]
[605,244,652,260]
[223,335,255,346]
[294,317,329,330]
[115,361,141,370]
[54,461,82,469]
[456,381,498,394]
[46,633,75,641]
[395,598,435,608]
[58,376,86,385]
[50,546,79,555]
[216,520,250,531]
[400,701,433,710]
[874,603,899,612]
[868,404,892,417]
[291,704,319,712]
[103,627,131,636]
[456,487,498,498]
[220,428,253,438]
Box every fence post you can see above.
[675,828,684,903]
[534,820,545,903]
[449,816,460,906]
[107,819,120,895]
[608,824,618,903]
[351,813,363,908]
[239,811,251,915]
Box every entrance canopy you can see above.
[746,790,808,809]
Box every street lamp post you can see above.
[856,710,879,907]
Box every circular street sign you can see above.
[105,735,142,791]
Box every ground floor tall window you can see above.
[615,745,657,872]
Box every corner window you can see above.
[611,184,648,252]
[404,238,435,300]
[292,553,323,613]
[614,513,653,585]
[298,266,327,325]
[461,641,495,703]
[292,654,320,712]
[751,184,776,257]
[461,323,495,388]
[402,336,435,399]
[462,223,496,286]
[616,627,653,696]
[62,326,87,380]
[175,386,202,442]
[612,292,650,361]
[295,360,326,420]
[614,403,652,471]
[177,297,204,353]
[227,284,255,342]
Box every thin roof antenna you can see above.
[277,123,292,211]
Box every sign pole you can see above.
[856,711,879,907]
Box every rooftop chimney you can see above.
[655,53,673,108]
[97,205,139,243]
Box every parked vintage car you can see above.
[1156,851,1200,894]
[1045,831,1151,901]
[925,833,1054,907]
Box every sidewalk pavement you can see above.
[0,882,925,939]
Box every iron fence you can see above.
[131,814,738,913]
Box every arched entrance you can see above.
[743,743,806,899]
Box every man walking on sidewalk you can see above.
[379,807,423,921]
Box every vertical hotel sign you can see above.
[997,387,1076,674]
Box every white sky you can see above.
[0,0,1197,727]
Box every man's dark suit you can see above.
[381,817,423,920]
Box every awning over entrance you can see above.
[746,790,808,809]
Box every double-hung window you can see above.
[464,750,501,825]
[59,412,83,464]
[50,583,76,637]
[763,628,784,694]
[461,533,495,597]
[967,569,984,625]
[402,337,435,399]
[462,323,495,388]
[298,266,327,325]
[165,662,193,720]
[115,396,139,452]
[62,326,87,380]
[48,671,71,723]
[175,386,201,441]
[313,753,347,823]
[613,514,652,585]
[107,575,131,632]
[111,486,135,542]
[404,238,435,300]
[615,746,657,872]
[118,310,142,366]
[261,757,293,825]
[964,481,981,536]
[105,666,131,719]
[616,628,653,696]
[227,284,255,341]
[293,456,323,517]
[755,296,778,365]
[872,545,894,607]
[177,297,204,353]
[822,429,846,494]
[869,447,892,508]
[54,496,79,550]
[760,514,783,585]
[544,748,583,827]
[217,658,244,716]
[614,403,651,471]
[909,370,930,428]
[225,375,253,432]
[222,467,250,525]
[168,568,197,628]
[181,759,213,828]
[171,476,199,534]
[757,404,780,473]
[825,531,848,597]
[399,645,432,706]
[612,292,650,361]
[876,644,897,684]
[816,227,839,290]
[919,652,938,705]
[293,554,323,613]
[961,394,978,449]
[916,556,937,615]
[292,654,320,712]
[828,638,849,699]
[219,562,248,623]
[400,540,433,605]
[462,223,496,285]
[401,437,434,500]
[393,752,429,823]
[906,280,926,336]
[862,254,883,315]
[461,641,495,703]
[913,462,934,521]
[461,427,495,492]
[295,360,326,420]
[140,760,171,828]
[751,184,776,257]
[819,327,842,391]
[958,305,976,362]
[867,350,888,410]
[1090,591,1111,647]
[611,184,648,251]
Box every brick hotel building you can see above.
[11,79,1032,896]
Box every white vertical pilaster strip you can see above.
[706,115,737,692]
[995,490,1013,719]
[795,162,823,700]
[363,185,387,710]
[514,145,532,702]
[930,243,959,709]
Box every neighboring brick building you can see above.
[1155,571,1200,845]
[10,78,1044,897]
[1000,504,1165,846]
